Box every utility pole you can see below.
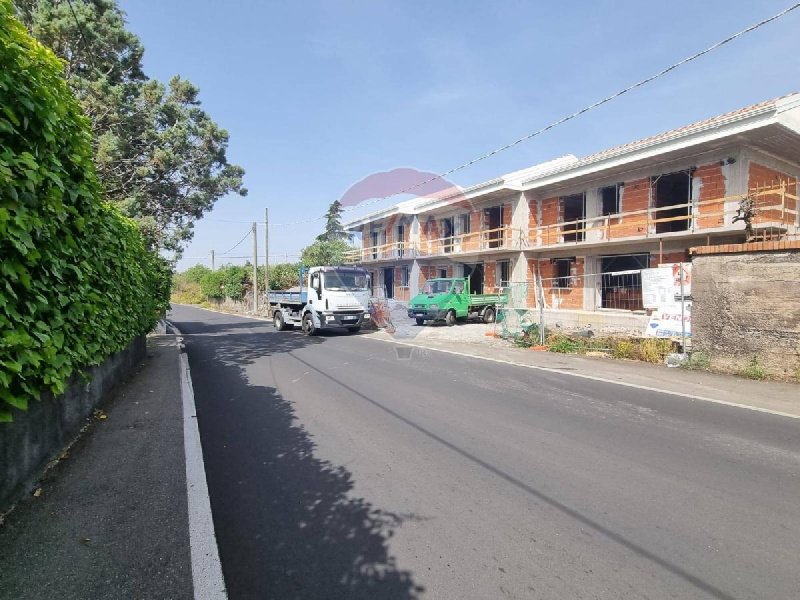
[252,222,258,313]
[211,249,215,271]
[264,208,269,292]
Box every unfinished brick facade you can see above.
[346,95,800,327]
[694,163,727,229]
[748,162,798,225]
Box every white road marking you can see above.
[170,306,800,420]
[173,323,228,600]
[363,337,800,421]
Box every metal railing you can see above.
[343,184,798,264]
[344,226,522,264]
[531,183,798,248]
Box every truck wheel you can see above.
[273,311,288,331]
[482,307,496,323]
[302,313,317,336]
[415,317,425,326]
[347,326,361,333]
[445,309,456,327]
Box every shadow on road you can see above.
[174,312,423,600]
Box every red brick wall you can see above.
[528,198,538,230]
[694,163,727,229]
[394,266,409,302]
[502,203,512,226]
[651,251,689,267]
[609,178,650,239]
[748,162,798,224]
[484,261,498,294]
[537,258,584,309]
[526,258,584,309]
[540,197,561,245]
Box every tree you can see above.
[13,0,246,252]
[300,239,351,267]
[316,200,350,242]
[257,263,300,291]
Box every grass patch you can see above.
[739,356,767,380]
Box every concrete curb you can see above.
[171,322,227,600]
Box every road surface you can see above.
[170,305,800,600]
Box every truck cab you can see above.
[268,266,370,335]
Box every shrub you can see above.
[739,356,767,380]
[681,351,711,370]
[612,339,635,360]
[635,338,674,364]
[0,5,168,421]
[548,335,580,354]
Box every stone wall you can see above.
[692,244,800,377]
[0,336,146,509]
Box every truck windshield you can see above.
[423,280,452,295]
[324,271,369,291]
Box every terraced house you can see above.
[344,94,800,330]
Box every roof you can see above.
[344,93,800,228]
[519,92,800,188]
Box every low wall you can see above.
[692,243,800,377]
[0,336,146,509]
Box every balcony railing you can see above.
[343,185,798,264]
[343,226,522,264]
[532,184,798,248]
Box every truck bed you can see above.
[467,293,505,307]
[268,290,308,305]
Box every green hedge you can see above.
[0,2,170,422]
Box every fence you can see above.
[497,268,662,340]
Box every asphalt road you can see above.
[170,305,800,600]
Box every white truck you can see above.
[268,266,371,335]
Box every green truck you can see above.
[407,278,506,326]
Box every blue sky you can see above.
[118,0,800,271]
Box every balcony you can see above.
[530,184,798,249]
[343,226,522,264]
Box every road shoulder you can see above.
[0,335,193,599]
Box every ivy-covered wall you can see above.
[0,2,170,421]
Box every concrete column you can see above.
[582,256,601,311]
[511,191,530,248]
[410,259,421,298]
[510,251,530,307]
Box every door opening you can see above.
[383,267,394,299]
[485,206,503,248]
[562,193,586,242]
[462,263,484,294]
[654,171,691,233]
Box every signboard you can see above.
[644,301,692,338]
[641,268,675,309]
[661,262,691,297]
[641,263,692,309]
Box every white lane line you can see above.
[174,323,227,600]
[169,307,800,420]
[363,336,800,420]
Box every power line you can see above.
[220,228,252,255]
[334,1,800,216]
[236,1,800,229]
